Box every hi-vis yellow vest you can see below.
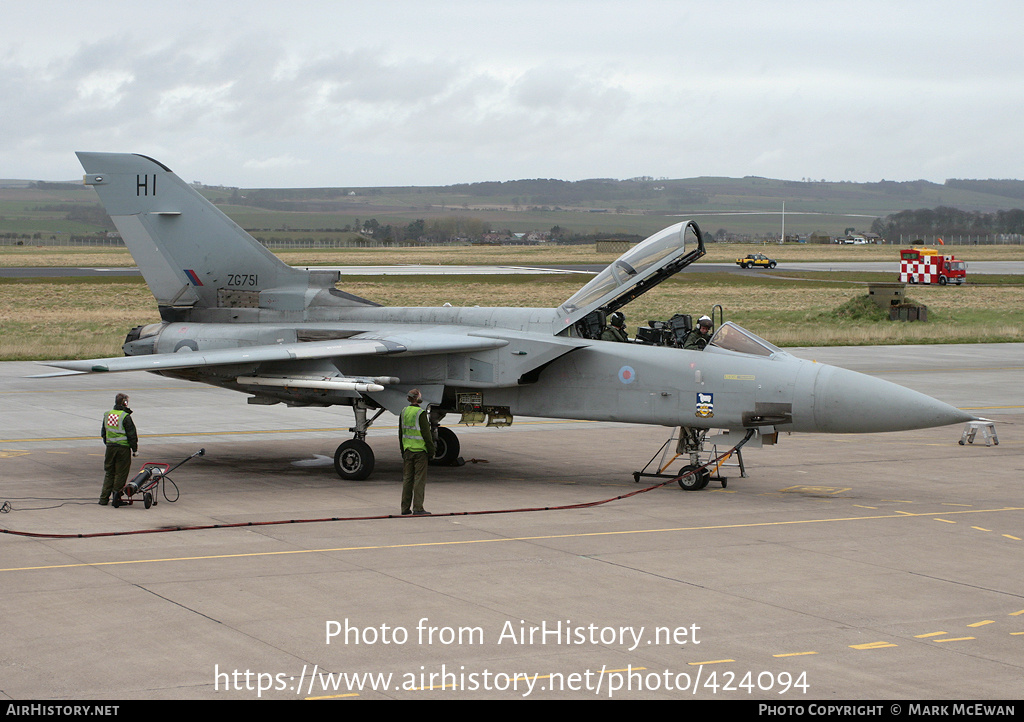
[104,409,129,446]
[401,406,427,452]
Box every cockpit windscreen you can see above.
[708,322,780,357]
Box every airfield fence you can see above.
[892,234,1024,246]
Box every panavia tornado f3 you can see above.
[41,153,974,482]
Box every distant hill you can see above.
[5,175,1024,241]
[218,175,1024,216]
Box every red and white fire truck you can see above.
[898,247,967,285]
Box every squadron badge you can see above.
[696,392,714,418]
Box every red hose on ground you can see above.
[1,432,754,540]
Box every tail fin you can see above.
[77,152,348,320]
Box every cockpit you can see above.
[553,220,787,359]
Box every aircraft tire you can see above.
[678,465,710,491]
[430,427,461,466]
[334,439,375,480]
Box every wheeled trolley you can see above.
[112,449,205,508]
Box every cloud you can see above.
[3,0,1024,186]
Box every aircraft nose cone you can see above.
[812,365,974,433]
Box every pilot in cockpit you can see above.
[683,315,713,350]
[600,311,629,342]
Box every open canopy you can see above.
[556,221,704,331]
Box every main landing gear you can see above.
[332,400,464,480]
[334,400,384,480]
[431,426,462,466]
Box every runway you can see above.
[0,345,1021,700]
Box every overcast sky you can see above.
[4,0,1022,188]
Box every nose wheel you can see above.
[677,464,711,491]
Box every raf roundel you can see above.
[618,366,636,384]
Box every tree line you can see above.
[871,206,1024,238]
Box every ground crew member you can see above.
[99,393,138,506]
[683,315,713,350]
[400,389,435,516]
[601,311,629,342]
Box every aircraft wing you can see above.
[36,333,510,375]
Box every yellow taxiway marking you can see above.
[773,651,817,658]
[306,693,359,700]
[1010,610,1024,617]
[934,637,975,643]
[688,659,733,666]
[915,632,947,638]
[968,620,995,627]
[850,641,897,650]
[779,485,850,495]
[934,519,957,524]
[4,506,1022,574]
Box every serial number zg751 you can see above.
[227,274,259,287]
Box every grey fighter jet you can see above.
[43,153,974,482]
